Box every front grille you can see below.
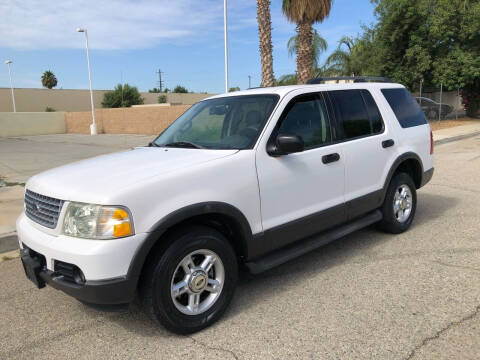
[24,189,64,229]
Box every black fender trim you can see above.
[126,202,254,280]
[420,167,434,187]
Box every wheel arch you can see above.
[382,152,424,202]
[127,202,254,281]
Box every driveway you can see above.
[1,135,479,359]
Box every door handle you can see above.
[322,153,340,164]
[382,139,395,148]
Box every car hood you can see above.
[26,147,238,203]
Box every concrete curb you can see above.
[434,130,480,145]
[0,233,19,254]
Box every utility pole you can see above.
[248,75,251,89]
[156,69,163,92]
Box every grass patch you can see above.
[0,251,20,262]
[0,178,25,188]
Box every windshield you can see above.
[152,94,279,149]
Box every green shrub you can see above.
[45,106,55,112]
[173,85,188,93]
[158,95,167,104]
[102,84,144,108]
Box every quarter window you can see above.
[382,88,427,128]
[277,93,331,149]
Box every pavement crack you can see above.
[188,336,240,359]
[405,304,480,360]
[431,260,480,273]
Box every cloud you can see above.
[0,0,225,50]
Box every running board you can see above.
[245,210,382,274]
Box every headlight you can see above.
[63,202,134,239]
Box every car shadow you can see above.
[225,191,458,319]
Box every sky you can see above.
[0,0,377,94]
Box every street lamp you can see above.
[5,60,16,112]
[224,0,229,93]
[76,28,97,135]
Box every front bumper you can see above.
[21,246,137,304]
[17,213,148,304]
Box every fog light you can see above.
[73,266,86,285]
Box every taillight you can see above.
[430,130,434,154]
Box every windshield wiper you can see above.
[164,141,205,149]
[148,142,160,147]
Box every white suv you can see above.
[18,81,434,333]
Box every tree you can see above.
[275,74,297,86]
[287,29,327,70]
[173,85,188,93]
[359,0,480,91]
[41,70,58,89]
[149,88,160,93]
[324,36,356,76]
[282,0,332,84]
[257,0,275,87]
[101,84,144,108]
[228,86,241,92]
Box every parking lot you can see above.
[1,134,479,359]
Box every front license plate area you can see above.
[21,253,45,289]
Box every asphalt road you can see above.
[1,135,479,359]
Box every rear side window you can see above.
[381,88,427,128]
[329,90,383,140]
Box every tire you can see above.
[378,172,417,234]
[139,225,238,334]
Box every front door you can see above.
[255,92,346,252]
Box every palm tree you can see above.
[282,0,332,84]
[325,36,356,76]
[287,29,327,70]
[41,70,58,89]
[257,0,275,87]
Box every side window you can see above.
[381,88,427,128]
[277,93,331,149]
[361,90,384,134]
[329,90,371,139]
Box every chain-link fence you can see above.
[413,83,465,121]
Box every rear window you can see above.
[382,88,427,128]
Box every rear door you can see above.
[326,89,396,220]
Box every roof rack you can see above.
[307,76,393,84]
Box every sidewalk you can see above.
[433,121,480,144]
[1,125,480,253]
